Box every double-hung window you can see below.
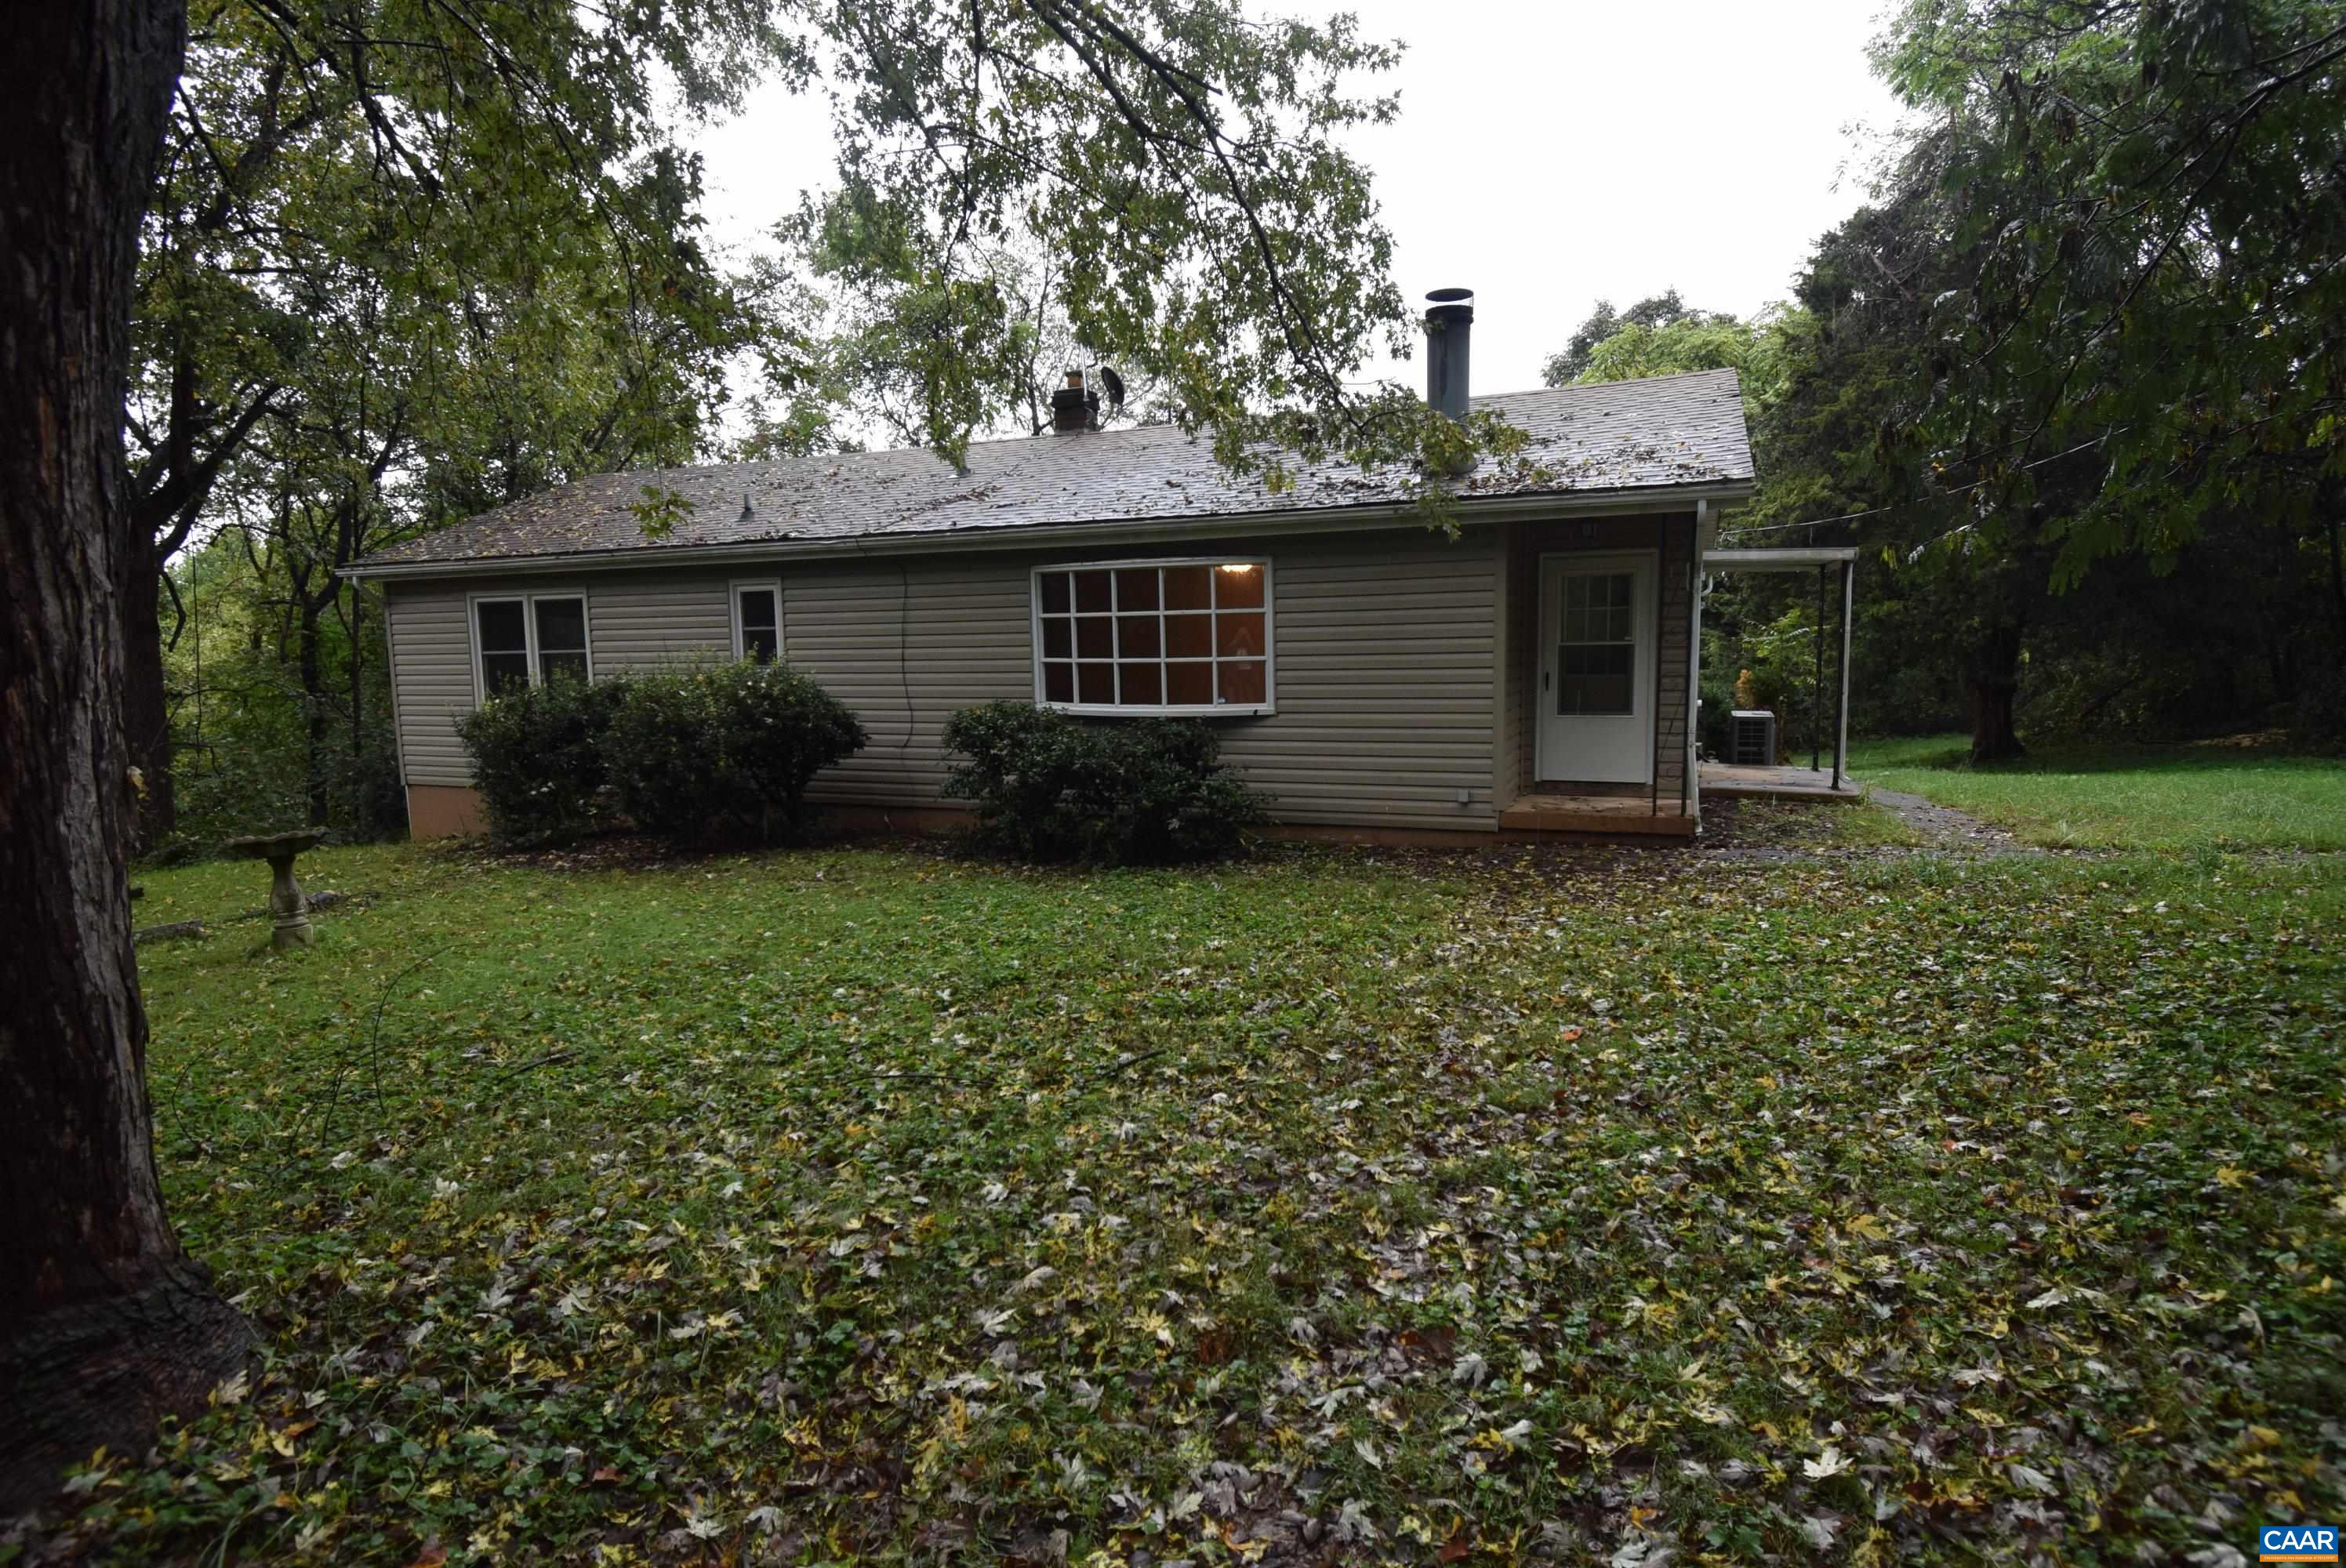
[1033,558,1273,715]
[472,593,591,698]
[732,581,782,663]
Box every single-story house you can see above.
[343,292,1757,844]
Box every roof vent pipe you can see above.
[1424,288,1474,421]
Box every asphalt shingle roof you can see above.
[354,370,1751,569]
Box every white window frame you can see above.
[1030,556,1276,718]
[468,590,595,702]
[729,579,783,662]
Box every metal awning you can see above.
[1698,547,1858,789]
[1700,546,1858,572]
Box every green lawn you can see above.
[36,840,2346,1563]
[1849,733,2346,851]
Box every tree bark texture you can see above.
[0,0,252,1514]
[121,539,174,844]
[1966,622,2026,764]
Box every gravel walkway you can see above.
[1865,786,2040,856]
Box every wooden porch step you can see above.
[1498,793,1697,837]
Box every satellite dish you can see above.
[1097,365,1125,413]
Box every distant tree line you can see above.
[1553,0,2346,761]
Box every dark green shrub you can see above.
[603,662,867,844]
[456,674,629,843]
[942,701,1269,863]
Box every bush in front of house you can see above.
[456,673,631,843]
[602,662,867,844]
[941,701,1268,863]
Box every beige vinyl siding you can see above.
[781,528,1502,830]
[385,527,1505,830]
[383,582,475,787]
[783,561,1034,808]
[383,571,732,787]
[1497,514,1698,804]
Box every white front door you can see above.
[1536,551,1656,784]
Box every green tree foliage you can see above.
[135,0,1528,844]
[1875,0,2346,618]
[1542,289,1715,386]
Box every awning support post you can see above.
[1812,564,1825,773]
[1834,560,1853,791]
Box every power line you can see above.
[1718,434,2111,540]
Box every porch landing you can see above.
[1498,794,1696,837]
[1698,762,1865,802]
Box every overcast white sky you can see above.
[689,0,1905,407]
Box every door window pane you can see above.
[1556,571,1635,716]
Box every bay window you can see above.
[1033,558,1273,716]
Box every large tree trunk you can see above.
[298,596,330,826]
[1967,622,2026,763]
[0,0,252,1515]
[121,541,176,846]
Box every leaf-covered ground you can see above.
[1847,735,2346,852]
[16,835,2345,1566]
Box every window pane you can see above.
[1114,568,1159,610]
[1218,659,1266,705]
[1213,563,1264,608]
[541,650,590,685]
[1117,662,1161,706]
[1563,674,1632,714]
[1077,662,1115,704]
[1559,642,1634,715]
[1164,614,1211,659]
[1076,616,1113,658]
[1043,661,1074,703]
[742,626,780,664]
[1165,661,1213,706]
[1040,572,1070,614]
[476,600,526,653]
[1215,612,1266,658]
[1163,565,1211,611]
[1074,570,1112,613]
[1117,615,1160,658]
[1041,617,1072,659]
[738,588,777,630]
[535,597,586,653]
[481,652,532,695]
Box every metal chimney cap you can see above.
[1425,286,1475,323]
